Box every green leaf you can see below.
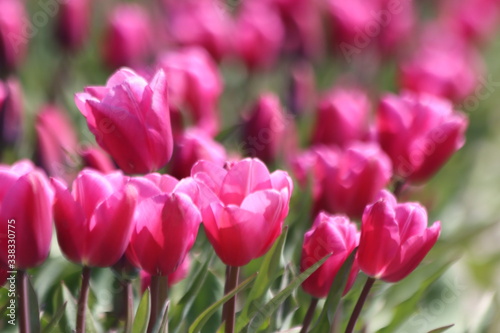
[41,301,67,333]
[151,300,170,333]
[244,253,332,333]
[60,283,77,332]
[188,273,258,333]
[132,290,151,333]
[27,273,41,333]
[237,227,288,331]
[310,249,357,333]
[427,324,454,332]
[178,251,215,306]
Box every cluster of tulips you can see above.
[1,0,500,332]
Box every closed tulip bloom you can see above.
[0,78,23,149]
[242,93,287,163]
[79,146,116,174]
[169,128,227,179]
[102,4,152,68]
[377,92,468,182]
[234,1,284,70]
[75,68,173,174]
[35,105,79,182]
[357,190,441,282]
[311,88,371,148]
[301,212,359,298]
[126,174,202,276]
[0,160,54,269]
[191,158,293,266]
[56,0,91,51]
[52,169,137,267]
[0,0,27,73]
[158,47,222,136]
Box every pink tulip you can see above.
[75,68,173,174]
[140,255,191,293]
[56,0,91,51]
[169,128,227,179]
[0,0,27,72]
[52,169,137,267]
[0,78,22,148]
[233,1,284,70]
[165,0,232,61]
[357,190,441,282]
[126,174,202,276]
[35,105,79,182]
[399,26,483,102]
[242,93,287,163]
[301,212,359,298]
[157,47,222,136]
[80,146,116,174]
[191,158,293,266]
[0,160,54,269]
[102,4,152,68]
[311,88,371,148]
[376,92,468,182]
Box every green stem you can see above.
[345,277,375,333]
[124,280,133,333]
[147,275,168,333]
[223,266,240,333]
[18,270,30,333]
[76,266,91,333]
[300,297,318,333]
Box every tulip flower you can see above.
[35,105,79,182]
[242,93,287,163]
[52,169,137,267]
[311,88,371,148]
[0,0,27,73]
[191,158,293,267]
[157,47,222,136]
[377,92,468,182]
[75,68,173,174]
[102,4,152,68]
[0,78,23,152]
[399,26,483,102]
[126,174,201,276]
[80,146,116,174]
[0,160,54,269]
[301,212,359,298]
[56,0,91,51]
[357,190,441,282]
[233,1,284,70]
[169,128,227,179]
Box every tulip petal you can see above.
[395,203,428,244]
[73,170,115,221]
[145,173,178,193]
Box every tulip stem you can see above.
[300,297,318,333]
[76,266,91,333]
[345,277,375,333]
[124,280,133,333]
[223,265,240,333]
[18,270,30,333]
[147,275,168,333]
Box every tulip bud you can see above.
[52,169,137,267]
[102,4,152,69]
[126,174,201,276]
[157,47,222,136]
[75,68,173,174]
[79,146,116,174]
[0,0,28,74]
[169,128,227,179]
[233,1,284,70]
[35,105,79,182]
[311,87,370,148]
[242,93,287,163]
[0,78,22,151]
[376,92,468,182]
[301,212,359,298]
[0,160,54,269]
[191,158,293,266]
[55,0,91,51]
[357,190,441,282]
